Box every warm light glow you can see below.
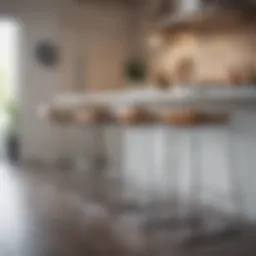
[148,34,164,49]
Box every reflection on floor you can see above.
[0,163,256,256]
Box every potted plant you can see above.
[124,57,147,87]
[5,97,20,163]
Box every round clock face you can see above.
[35,41,59,68]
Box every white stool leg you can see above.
[188,128,204,232]
[164,126,180,218]
[225,122,246,225]
[90,125,108,203]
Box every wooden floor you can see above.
[1,163,256,256]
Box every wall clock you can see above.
[35,40,59,68]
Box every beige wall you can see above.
[61,0,134,92]
[57,0,137,163]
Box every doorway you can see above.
[0,19,19,162]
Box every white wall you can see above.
[0,0,65,162]
[0,0,135,163]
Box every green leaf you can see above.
[124,58,147,83]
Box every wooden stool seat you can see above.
[117,106,157,125]
[74,107,115,125]
[158,110,229,127]
[43,108,74,124]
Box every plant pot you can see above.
[6,134,20,163]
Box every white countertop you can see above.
[50,86,256,110]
